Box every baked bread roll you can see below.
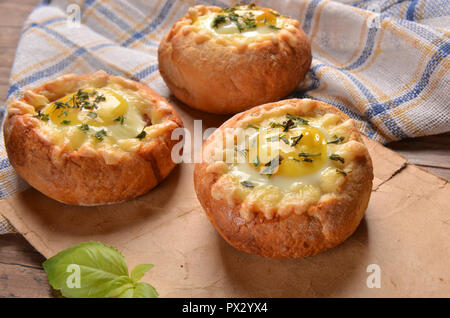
[194,99,373,258]
[158,4,312,114]
[3,71,183,205]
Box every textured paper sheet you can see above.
[0,104,449,297]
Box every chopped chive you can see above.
[290,134,303,147]
[261,155,284,175]
[270,122,284,129]
[336,169,347,176]
[270,119,296,132]
[329,154,345,163]
[95,129,107,141]
[114,115,125,125]
[266,136,279,142]
[34,111,49,121]
[247,123,260,130]
[252,155,260,168]
[298,152,321,157]
[283,119,295,132]
[286,114,309,125]
[328,135,344,144]
[280,135,290,145]
[60,120,71,125]
[87,112,97,119]
[235,146,248,157]
[241,181,255,188]
[94,95,106,103]
[136,130,147,140]
[79,123,89,131]
[212,14,227,28]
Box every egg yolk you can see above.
[255,10,277,26]
[248,126,327,177]
[45,88,128,127]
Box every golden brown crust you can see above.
[3,71,184,205]
[194,99,373,258]
[158,5,312,114]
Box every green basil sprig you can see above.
[43,241,158,298]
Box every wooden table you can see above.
[0,0,448,298]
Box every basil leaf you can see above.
[43,241,158,298]
[103,276,135,298]
[130,282,159,298]
[130,264,154,283]
[117,282,158,298]
[43,242,129,298]
[118,288,134,298]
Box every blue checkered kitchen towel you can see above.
[1,0,449,233]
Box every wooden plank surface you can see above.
[0,0,448,298]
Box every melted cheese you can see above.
[39,85,148,151]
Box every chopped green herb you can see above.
[298,152,321,157]
[280,135,290,145]
[94,95,106,104]
[329,154,345,163]
[336,169,347,176]
[303,158,313,163]
[235,146,248,157]
[252,155,260,168]
[261,155,284,175]
[76,89,89,100]
[60,120,71,125]
[286,114,309,125]
[95,129,107,141]
[270,122,283,129]
[34,111,49,121]
[247,123,259,130]
[136,130,147,140]
[81,102,95,110]
[266,136,279,142]
[51,89,103,117]
[283,119,295,132]
[241,181,255,188]
[269,24,281,30]
[212,5,258,33]
[79,123,90,131]
[270,119,295,132]
[290,134,303,147]
[327,135,344,144]
[87,111,97,119]
[114,115,125,125]
[54,101,67,110]
[212,14,227,28]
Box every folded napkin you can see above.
[1,0,449,233]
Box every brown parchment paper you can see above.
[0,102,449,297]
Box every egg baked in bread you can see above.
[158,4,312,114]
[194,99,373,258]
[3,71,183,205]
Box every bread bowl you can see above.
[158,4,312,114]
[3,71,183,205]
[194,99,373,258]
